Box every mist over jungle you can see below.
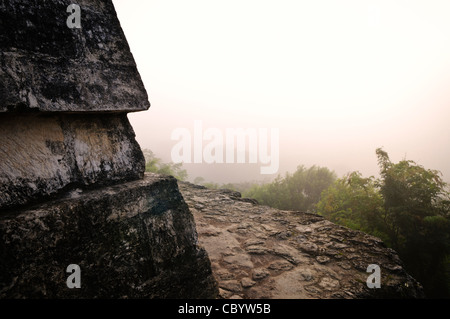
[113,0,450,298]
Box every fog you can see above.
[113,0,450,184]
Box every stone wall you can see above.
[0,113,145,209]
[0,0,218,299]
[0,174,217,298]
[0,0,149,113]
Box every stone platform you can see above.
[179,181,424,299]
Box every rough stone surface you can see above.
[0,0,150,112]
[0,173,218,298]
[0,113,145,210]
[0,0,218,300]
[178,181,425,299]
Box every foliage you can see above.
[142,147,450,296]
[316,171,387,242]
[375,148,450,297]
[193,177,205,185]
[194,177,264,194]
[142,149,188,181]
[243,165,336,212]
[316,148,450,298]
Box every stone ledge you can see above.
[0,113,145,210]
[0,0,150,113]
[0,173,218,298]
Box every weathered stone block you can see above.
[0,113,145,210]
[0,0,218,300]
[0,0,150,112]
[179,181,425,299]
[0,173,218,298]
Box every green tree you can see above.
[375,148,450,297]
[316,148,450,297]
[244,165,336,212]
[142,149,188,181]
[203,182,220,189]
[317,171,386,241]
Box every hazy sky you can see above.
[113,0,450,184]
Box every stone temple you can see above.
[0,0,424,299]
[0,0,217,298]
